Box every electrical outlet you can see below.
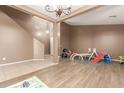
[2,57,6,61]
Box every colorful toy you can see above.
[104,54,112,64]
[92,53,105,64]
[119,56,124,64]
[88,48,98,61]
[70,48,93,61]
[92,53,112,64]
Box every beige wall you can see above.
[0,10,33,63]
[61,23,124,59]
[0,6,50,55]
[69,25,124,59]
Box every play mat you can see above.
[7,76,48,88]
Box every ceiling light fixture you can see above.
[45,5,72,17]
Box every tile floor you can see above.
[0,60,57,83]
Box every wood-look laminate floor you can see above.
[0,61,124,88]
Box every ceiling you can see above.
[65,5,124,25]
[27,5,83,19]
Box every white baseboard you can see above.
[112,59,120,62]
[0,59,33,67]
[33,59,45,61]
[0,58,120,67]
[0,59,45,67]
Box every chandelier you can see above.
[45,5,72,17]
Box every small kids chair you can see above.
[119,56,124,64]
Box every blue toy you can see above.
[104,54,112,64]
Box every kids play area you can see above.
[0,5,124,88]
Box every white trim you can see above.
[101,58,120,62]
[0,59,45,67]
[0,58,119,67]
[112,59,120,62]
[33,59,45,61]
[0,59,33,67]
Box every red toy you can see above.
[92,53,105,64]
